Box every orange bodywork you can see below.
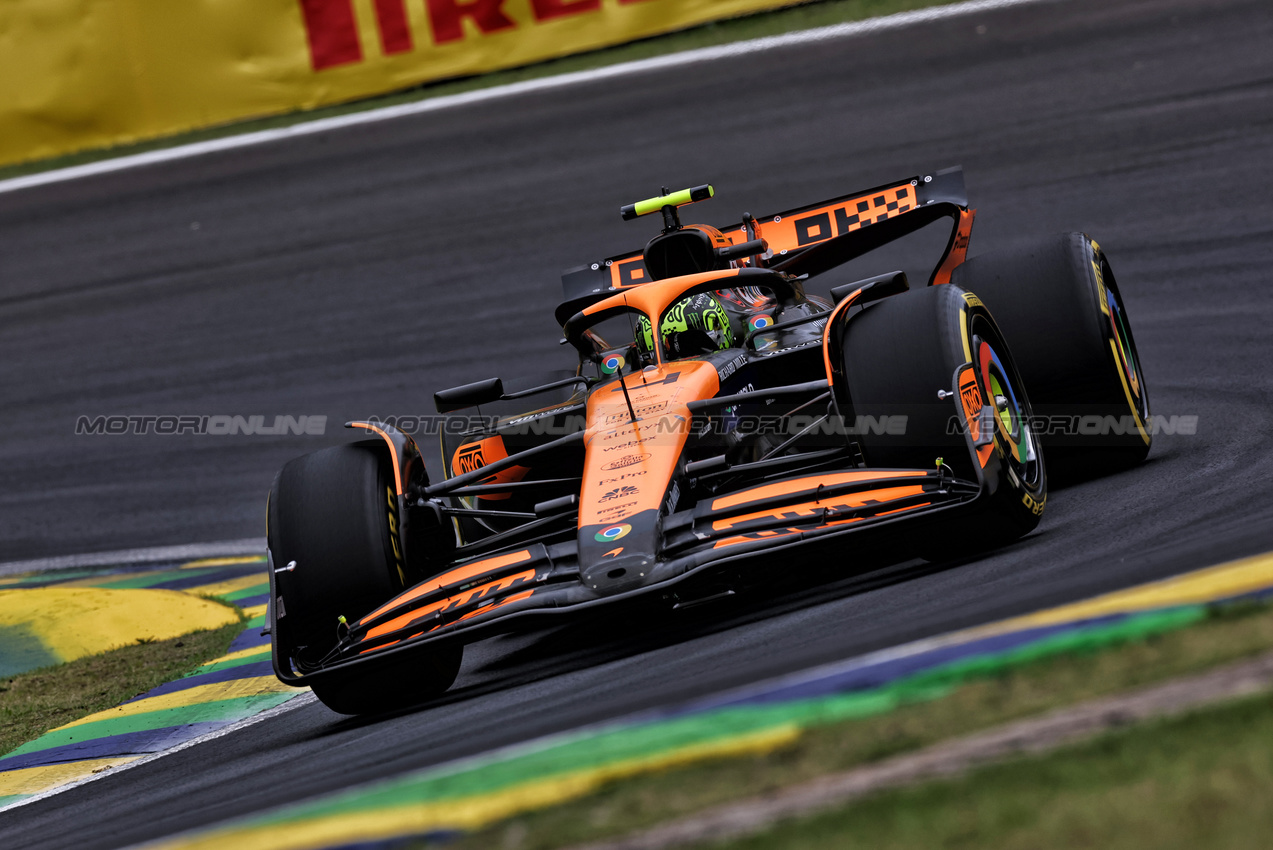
[719,182,919,254]
[584,268,742,324]
[931,207,976,286]
[712,485,927,532]
[709,470,927,511]
[450,434,529,500]
[363,548,533,622]
[579,361,720,529]
[362,567,537,642]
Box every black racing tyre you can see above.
[951,233,1151,480]
[267,443,463,712]
[841,284,1046,554]
[307,645,464,716]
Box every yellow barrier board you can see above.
[0,0,800,167]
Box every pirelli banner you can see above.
[0,0,798,168]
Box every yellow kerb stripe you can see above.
[983,552,1273,635]
[57,678,293,730]
[0,757,141,798]
[143,725,800,850]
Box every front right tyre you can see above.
[840,283,1046,558]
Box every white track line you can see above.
[0,0,1062,197]
[0,538,266,577]
[0,694,317,815]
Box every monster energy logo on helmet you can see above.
[636,293,734,357]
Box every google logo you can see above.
[595,524,632,542]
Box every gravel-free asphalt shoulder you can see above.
[2,0,1272,846]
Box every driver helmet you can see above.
[636,292,735,358]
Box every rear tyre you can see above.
[841,284,1046,556]
[951,233,1151,481]
[267,443,463,714]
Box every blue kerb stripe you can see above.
[325,832,464,850]
[124,661,275,703]
[228,628,271,653]
[689,613,1132,713]
[0,723,226,771]
[146,567,266,591]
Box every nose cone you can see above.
[581,552,655,596]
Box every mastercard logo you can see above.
[594,523,632,542]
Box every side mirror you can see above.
[434,377,504,413]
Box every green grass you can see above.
[456,602,1273,850]
[0,616,243,759]
[713,692,1273,850]
[0,0,965,181]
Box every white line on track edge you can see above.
[0,693,318,815]
[0,539,266,577]
[0,0,1063,197]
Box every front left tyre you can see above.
[268,443,462,714]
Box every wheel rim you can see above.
[974,333,1039,481]
[1105,282,1146,415]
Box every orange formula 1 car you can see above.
[266,167,1152,714]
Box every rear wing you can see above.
[557,166,971,324]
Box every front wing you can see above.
[269,463,990,686]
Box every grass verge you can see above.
[0,0,969,182]
[0,614,244,759]
[714,690,1273,850]
[455,601,1273,849]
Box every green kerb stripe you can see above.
[2,692,295,759]
[186,650,271,678]
[247,606,1206,828]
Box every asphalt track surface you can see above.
[2,0,1272,845]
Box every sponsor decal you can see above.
[604,547,625,558]
[603,440,641,452]
[601,485,640,502]
[604,402,667,424]
[596,501,638,517]
[504,405,574,426]
[454,442,485,474]
[792,186,915,246]
[748,314,774,330]
[594,523,632,542]
[602,453,650,470]
[600,471,648,484]
[717,353,747,382]
[615,259,646,287]
[958,374,983,442]
[601,354,626,375]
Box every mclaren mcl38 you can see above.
[266,167,1151,714]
